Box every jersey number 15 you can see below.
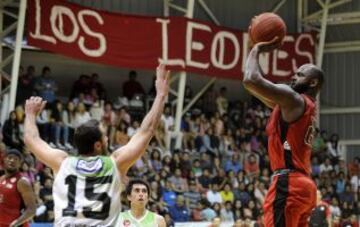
[62,175,112,219]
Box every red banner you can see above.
[27,0,316,81]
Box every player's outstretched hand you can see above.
[255,36,282,52]
[155,63,170,97]
[25,96,47,116]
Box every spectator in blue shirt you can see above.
[169,195,190,222]
[34,66,57,103]
[225,152,242,174]
[162,179,177,207]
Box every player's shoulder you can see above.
[155,213,166,227]
[17,176,33,190]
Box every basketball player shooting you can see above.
[23,64,169,226]
[244,16,325,227]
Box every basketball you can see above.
[249,12,287,45]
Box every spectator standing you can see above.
[216,87,229,116]
[122,70,145,100]
[34,66,57,103]
[2,111,23,150]
[16,65,35,105]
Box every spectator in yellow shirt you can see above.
[220,183,234,203]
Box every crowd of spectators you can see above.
[0,65,359,226]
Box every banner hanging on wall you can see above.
[27,0,316,81]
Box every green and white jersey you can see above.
[53,156,121,227]
[117,210,158,227]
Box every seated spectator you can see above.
[114,121,129,149]
[335,159,347,175]
[336,172,346,194]
[350,172,359,199]
[150,149,163,173]
[191,159,202,178]
[212,202,221,217]
[320,158,334,174]
[199,199,217,221]
[329,197,342,218]
[254,181,267,204]
[90,99,104,121]
[206,182,223,205]
[73,103,91,128]
[348,157,359,177]
[127,120,140,137]
[21,161,36,185]
[40,177,54,217]
[220,201,234,223]
[339,184,354,204]
[198,168,212,190]
[184,180,200,211]
[50,100,71,149]
[169,195,190,222]
[235,182,251,205]
[200,152,212,170]
[244,153,260,176]
[169,168,188,193]
[101,102,116,147]
[162,179,177,207]
[311,156,321,177]
[220,183,234,203]
[212,168,227,190]
[224,152,242,174]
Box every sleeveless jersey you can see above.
[117,210,158,227]
[266,94,316,175]
[53,156,121,227]
[0,172,29,227]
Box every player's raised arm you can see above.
[112,64,169,175]
[243,38,305,122]
[24,97,68,173]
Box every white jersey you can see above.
[53,155,121,227]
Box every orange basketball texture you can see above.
[249,12,287,44]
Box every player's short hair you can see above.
[74,119,102,155]
[309,65,325,89]
[126,179,150,196]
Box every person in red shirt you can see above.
[243,37,324,227]
[0,149,36,227]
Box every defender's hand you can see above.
[155,64,170,97]
[25,96,47,116]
